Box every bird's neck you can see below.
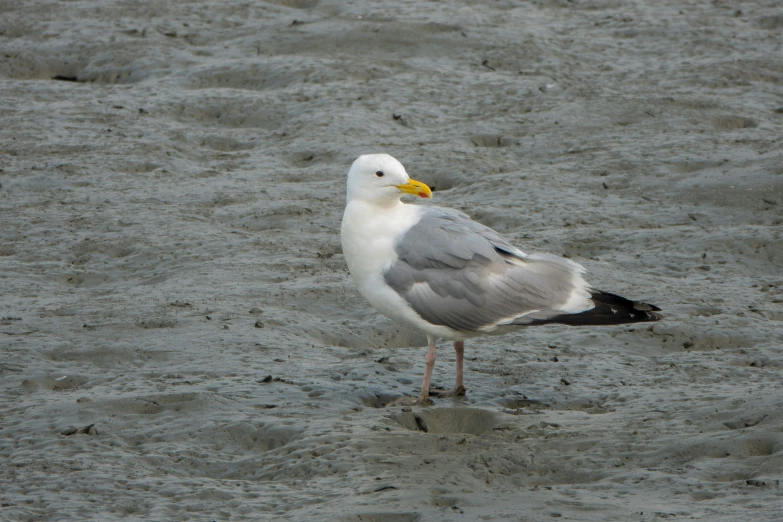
[342,199,413,235]
[341,199,422,282]
[351,196,404,211]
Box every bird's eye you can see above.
[374,171,384,178]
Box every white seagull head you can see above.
[346,154,432,205]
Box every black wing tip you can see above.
[538,307,662,327]
[590,290,661,312]
[530,289,663,327]
[585,289,663,324]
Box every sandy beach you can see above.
[1,0,782,520]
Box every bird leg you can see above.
[417,336,438,404]
[390,336,438,406]
[429,340,467,398]
[454,340,464,390]
[390,337,464,406]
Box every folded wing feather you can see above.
[383,207,593,333]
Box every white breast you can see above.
[340,200,461,340]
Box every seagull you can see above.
[340,153,662,404]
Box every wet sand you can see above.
[1,0,782,520]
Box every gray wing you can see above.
[383,207,592,332]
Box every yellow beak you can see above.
[395,178,432,199]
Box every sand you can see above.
[1,0,782,520]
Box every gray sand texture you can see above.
[1,0,782,520]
